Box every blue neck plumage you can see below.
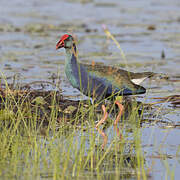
[64,43,84,89]
[64,43,110,100]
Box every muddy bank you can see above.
[0,80,179,127]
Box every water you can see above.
[0,0,180,179]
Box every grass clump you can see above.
[0,80,151,179]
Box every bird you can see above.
[56,34,155,129]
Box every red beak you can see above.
[56,39,64,49]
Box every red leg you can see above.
[95,104,108,149]
[114,100,124,140]
[96,128,108,150]
[95,105,108,128]
[114,100,124,126]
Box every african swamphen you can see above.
[56,34,154,128]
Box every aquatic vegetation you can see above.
[0,2,179,177]
[0,75,179,179]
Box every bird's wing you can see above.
[83,64,146,96]
[84,63,155,81]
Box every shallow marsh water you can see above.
[0,0,180,179]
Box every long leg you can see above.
[114,100,124,126]
[114,100,124,139]
[95,105,108,149]
[95,105,108,128]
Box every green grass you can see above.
[0,29,178,180]
[0,80,150,180]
